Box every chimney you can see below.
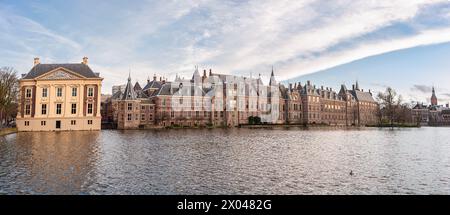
[153,74,157,81]
[160,77,162,81]
[307,80,311,86]
[352,84,355,90]
[209,69,212,76]
[33,57,40,66]
[289,83,293,90]
[82,56,88,65]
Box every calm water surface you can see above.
[1,127,450,195]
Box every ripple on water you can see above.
[0,128,450,194]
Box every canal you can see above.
[1,127,449,194]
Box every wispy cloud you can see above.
[411,85,432,93]
[1,0,450,93]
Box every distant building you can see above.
[105,67,378,129]
[412,87,450,126]
[112,84,126,95]
[16,57,103,131]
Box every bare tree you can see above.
[377,87,402,128]
[0,67,19,127]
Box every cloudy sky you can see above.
[1,0,450,104]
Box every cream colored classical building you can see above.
[16,57,103,131]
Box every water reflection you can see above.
[1,131,100,194]
[1,127,450,194]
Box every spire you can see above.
[122,73,137,100]
[128,70,131,82]
[269,66,277,86]
[192,65,201,83]
[355,80,360,91]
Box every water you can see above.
[1,127,450,195]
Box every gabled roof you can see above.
[134,82,142,92]
[142,80,162,91]
[349,90,375,102]
[23,63,100,79]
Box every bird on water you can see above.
[349,170,354,176]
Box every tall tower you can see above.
[431,86,438,106]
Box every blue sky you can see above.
[1,0,450,104]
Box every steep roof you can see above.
[134,82,142,91]
[350,90,375,102]
[142,80,162,91]
[122,76,137,100]
[23,63,100,79]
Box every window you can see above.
[127,114,132,121]
[72,88,77,97]
[87,103,93,114]
[25,104,31,115]
[41,121,46,126]
[141,114,146,121]
[71,120,76,125]
[171,111,174,118]
[26,89,32,98]
[56,88,63,97]
[88,87,94,97]
[141,106,145,110]
[71,104,77,114]
[41,104,47,115]
[24,121,30,126]
[135,114,138,120]
[88,120,92,125]
[128,103,132,111]
[56,104,62,115]
[42,88,48,97]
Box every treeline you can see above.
[0,67,19,128]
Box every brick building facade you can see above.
[104,68,378,129]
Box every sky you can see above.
[1,0,450,104]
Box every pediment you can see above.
[36,68,86,80]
